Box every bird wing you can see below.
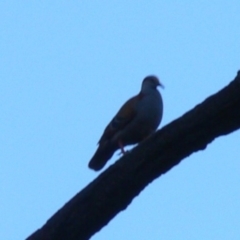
[98,93,142,144]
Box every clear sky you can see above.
[1,1,240,240]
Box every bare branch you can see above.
[27,71,240,240]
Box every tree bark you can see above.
[27,71,240,240]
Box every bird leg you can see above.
[118,140,126,155]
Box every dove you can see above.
[88,75,163,171]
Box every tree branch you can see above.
[27,71,240,240]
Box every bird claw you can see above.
[118,150,130,156]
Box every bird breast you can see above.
[136,90,163,129]
[116,90,163,144]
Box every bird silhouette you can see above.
[88,75,164,171]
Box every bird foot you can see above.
[118,150,130,156]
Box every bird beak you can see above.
[158,82,164,89]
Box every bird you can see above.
[88,75,164,171]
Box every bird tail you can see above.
[88,144,117,171]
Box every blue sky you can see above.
[1,1,240,239]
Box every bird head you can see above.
[142,75,164,89]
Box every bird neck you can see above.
[141,85,155,95]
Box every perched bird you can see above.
[89,75,164,171]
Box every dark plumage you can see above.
[89,76,164,171]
